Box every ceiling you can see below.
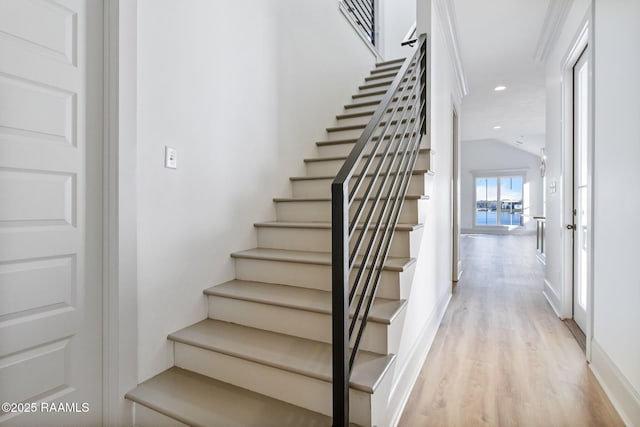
[453,0,550,155]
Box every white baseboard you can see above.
[461,227,536,236]
[388,289,452,427]
[543,279,562,318]
[590,340,640,427]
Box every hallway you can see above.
[398,234,623,426]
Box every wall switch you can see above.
[165,146,177,169]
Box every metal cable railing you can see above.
[344,0,375,45]
[331,34,427,426]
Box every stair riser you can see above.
[371,65,401,75]
[326,127,366,141]
[357,77,417,95]
[365,72,398,82]
[275,198,422,224]
[133,404,188,427]
[366,66,413,80]
[333,114,375,128]
[207,297,396,354]
[306,151,430,176]
[173,343,374,426]
[343,102,382,115]
[357,83,393,96]
[351,84,416,103]
[256,226,414,258]
[233,258,404,299]
[292,173,428,198]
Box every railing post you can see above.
[420,36,427,135]
[332,181,350,427]
[371,0,375,46]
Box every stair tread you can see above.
[326,117,417,133]
[352,89,386,99]
[168,319,395,394]
[205,280,406,324]
[290,169,432,181]
[365,71,398,81]
[305,147,430,163]
[336,105,415,121]
[370,64,401,75]
[315,132,419,147]
[358,76,416,90]
[254,221,422,231]
[230,247,415,272]
[358,79,394,90]
[344,99,382,110]
[344,93,415,110]
[336,110,376,120]
[125,367,346,427]
[375,58,405,67]
[352,85,416,99]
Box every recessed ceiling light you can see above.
[494,85,507,91]
[493,125,502,130]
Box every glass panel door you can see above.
[573,47,589,333]
[500,176,523,226]
[476,177,497,225]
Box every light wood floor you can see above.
[398,234,623,427]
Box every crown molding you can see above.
[535,0,574,63]
[434,0,468,98]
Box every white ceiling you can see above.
[453,0,550,155]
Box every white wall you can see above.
[591,1,640,424]
[386,0,462,423]
[380,0,416,60]
[544,0,640,423]
[136,0,377,382]
[460,139,542,234]
[542,0,590,314]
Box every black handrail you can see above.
[344,0,376,45]
[331,34,428,426]
[401,23,418,47]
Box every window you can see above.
[475,175,524,226]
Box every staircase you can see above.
[126,57,433,427]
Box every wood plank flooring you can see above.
[398,234,623,427]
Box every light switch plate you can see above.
[165,146,177,169]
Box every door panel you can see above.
[0,0,102,425]
[572,47,589,334]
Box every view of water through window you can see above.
[476,176,524,226]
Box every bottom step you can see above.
[126,367,355,427]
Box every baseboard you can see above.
[460,227,536,236]
[388,289,452,427]
[543,279,562,318]
[590,340,640,427]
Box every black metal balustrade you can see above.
[344,0,376,45]
[331,34,428,426]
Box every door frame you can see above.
[103,0,138,424]
[452,104,462,282]
[560,11,594,359]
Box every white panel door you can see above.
[0,0,103,425]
